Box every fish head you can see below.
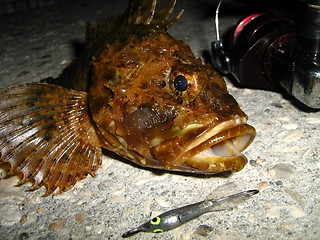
[89,28,255,174]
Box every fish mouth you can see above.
[182,120,255,172]
[152,117,256,173]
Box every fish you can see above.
[122,189,259,237]
[0,0,256,196]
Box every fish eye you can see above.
[173,75,188,92]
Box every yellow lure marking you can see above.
[153,229,164,233]
[150,217,161,225]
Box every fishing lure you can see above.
[122,189,259,237]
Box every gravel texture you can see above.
[0,0,319,239]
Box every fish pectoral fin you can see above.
[0,83,102,196]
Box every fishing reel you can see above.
[211,0,320,109]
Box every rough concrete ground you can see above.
[0,0,319,239]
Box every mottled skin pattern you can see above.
[90,29,252,170]
[0,0,255,195]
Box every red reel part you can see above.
[229,13,297,90]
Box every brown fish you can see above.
[0,0,255,196]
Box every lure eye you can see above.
[150,216,161,225]
[173,75,188,92]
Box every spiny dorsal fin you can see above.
[85,0,184,48]
[0,83,103,196]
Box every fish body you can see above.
[0,0,255,195]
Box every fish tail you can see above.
[0,83,102,196]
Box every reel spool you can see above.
[212,13,298,91]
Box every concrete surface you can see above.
[0,0,319,239]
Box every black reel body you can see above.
[212,0,320,109]
[212,13,297,91]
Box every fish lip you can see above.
[181,122,256,172]
[150,115,255,174]
[152,117,255,173]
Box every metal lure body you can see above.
[122,189,259,237]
